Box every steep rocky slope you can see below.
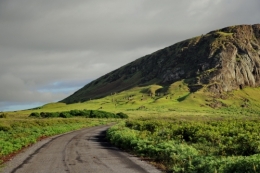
[62,24,260,104]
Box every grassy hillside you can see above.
[6,80,260,119]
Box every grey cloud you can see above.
[0,0,259,111]
[0,73,66,101]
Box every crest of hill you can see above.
[62,24,260,104]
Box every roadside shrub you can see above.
[106,123,138,149]
[0,124,11,131]
[69,109,80,116]
[29,112,41,118]
[45,112,60,118]
[116,112,128,119]
[107,123,198,171]
[59,112,72,118]
[107,119,260,172]
[0,113,7,118]
[69,109,85,116]
[90,110,116,118]
[40,112,47,118]
[188,155,260,173]
[29,110,127,119]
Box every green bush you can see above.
[0,124,11,131]
[40,112,47,118]
[69,109,89,116]
[90,110,116,118]
[29,110,128,119]
[0,113,7,118]
[30,112,60,118]
[116,112,128,119]
[29,112,41,118]
[59,112,72,118]
[188,155,260,173]
[45,112,60,118]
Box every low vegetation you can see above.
[107,118,260,172]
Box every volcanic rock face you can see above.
[62,24,260,103]
[202,24,260,93]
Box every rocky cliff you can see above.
[62,24,260,103]
[198,24,260,94]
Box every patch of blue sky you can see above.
[37,87,79,94]
[0,102,44,112]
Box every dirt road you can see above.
[1,125,161,173]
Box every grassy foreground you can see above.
[0,117,117,164]
[107,117,260,173]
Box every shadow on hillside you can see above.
[177,93,191,102]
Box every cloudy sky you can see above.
[0,0,259,111]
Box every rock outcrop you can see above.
[62,24,260,103]
[200,24,260,94]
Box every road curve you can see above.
[1,125,161,173]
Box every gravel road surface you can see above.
[1,125,161,173]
